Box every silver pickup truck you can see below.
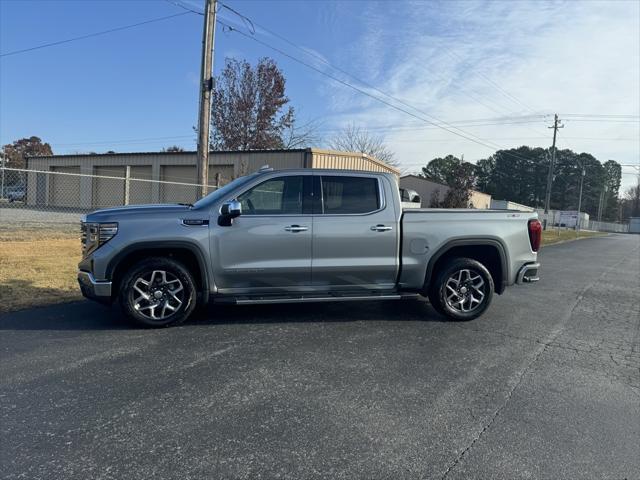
[78,168,541,327]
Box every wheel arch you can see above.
[106,241,210,304]
[424,237,508,295]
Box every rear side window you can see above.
[320,176,380,214]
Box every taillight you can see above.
[528,219,542,252]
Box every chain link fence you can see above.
[0,167,226,233]
[1,166,632,235]
[538,211,629,233]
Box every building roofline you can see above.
[29,147,400,174]
[400,173,448,188]
[29,148,311,160]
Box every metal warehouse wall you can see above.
[308,149,399,176]
[400,175,448,207]
[400,174,492,209]
[26,148,397,209]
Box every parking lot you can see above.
[1,234,639,479]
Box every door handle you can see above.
[284,225,309,232]
[370,224,393,232]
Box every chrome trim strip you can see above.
[78,270,112,297]
[317,175,386,217]
[516,262,540,284]
[220,172,388,218]
[230,294,417,305]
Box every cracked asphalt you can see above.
[1,234,639,479]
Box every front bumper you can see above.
[78,271,112,303]
[516,262,540,284]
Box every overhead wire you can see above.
[0,12,192,57]
[216,2,554,149]
[215,18,543,164]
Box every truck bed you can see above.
[398,208,538,291]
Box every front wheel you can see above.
[428,258,494,321]
[119,257,197,328]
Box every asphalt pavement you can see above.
[1,234,639,479]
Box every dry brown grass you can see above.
[0,227,82,313]
[542,229,606,246]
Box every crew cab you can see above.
[78,168,541,327]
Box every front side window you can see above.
[237,176,304,215]
[321,176,380,214]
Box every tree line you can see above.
[421,150,635,222]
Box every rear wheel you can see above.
[428,258,494,321]
[119,257,197,327]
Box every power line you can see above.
[215,19,542,164]
[0,12,192,58]
[560,113,640,118]
[216,2,551,138]
[564,119,640,123]
[218,2,539,119]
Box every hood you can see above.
[85,204,192,222]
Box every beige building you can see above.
[399,175,492,209]
[26,148,399,209]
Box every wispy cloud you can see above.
[321,0,639,187]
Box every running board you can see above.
[214,293,419,305]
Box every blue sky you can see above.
[1,0,639,190]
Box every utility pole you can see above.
[196,0,217,199]
[576,166,585,232]
[0,153,5,199]
[543,113,563,229]
[597,185,608,222]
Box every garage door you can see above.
[49,166,80,208]
[93,166,125,208]
[161,165,197,204]
[129,166,153,204]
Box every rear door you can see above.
[213,173,314,292]
[311,173,399,290]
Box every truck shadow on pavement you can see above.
[0,298,446,331]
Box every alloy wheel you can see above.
[131,270,184,321]
[444,268,486,313]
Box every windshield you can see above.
[192,173,260,210]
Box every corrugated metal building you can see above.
[26,148,399,209]
[399,175,492,209]
[491,199,535,212]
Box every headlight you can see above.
[81,222,118,257]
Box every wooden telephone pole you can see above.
[543,114,563,229]
[196,0,217,199]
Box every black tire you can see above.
[119,257,197,328]
[428,257,494,321]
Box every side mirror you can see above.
[218,200,242,226]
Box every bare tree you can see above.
[328,124,398,167]
[211,57,294,150]
[282,118,323,149]
[162,145,185,152]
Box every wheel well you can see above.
[110,248,206,299]
[429,244,504,294]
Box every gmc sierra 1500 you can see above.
[78,168,541,327]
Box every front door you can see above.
[212,174,313,293]
[311,174,399,290]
